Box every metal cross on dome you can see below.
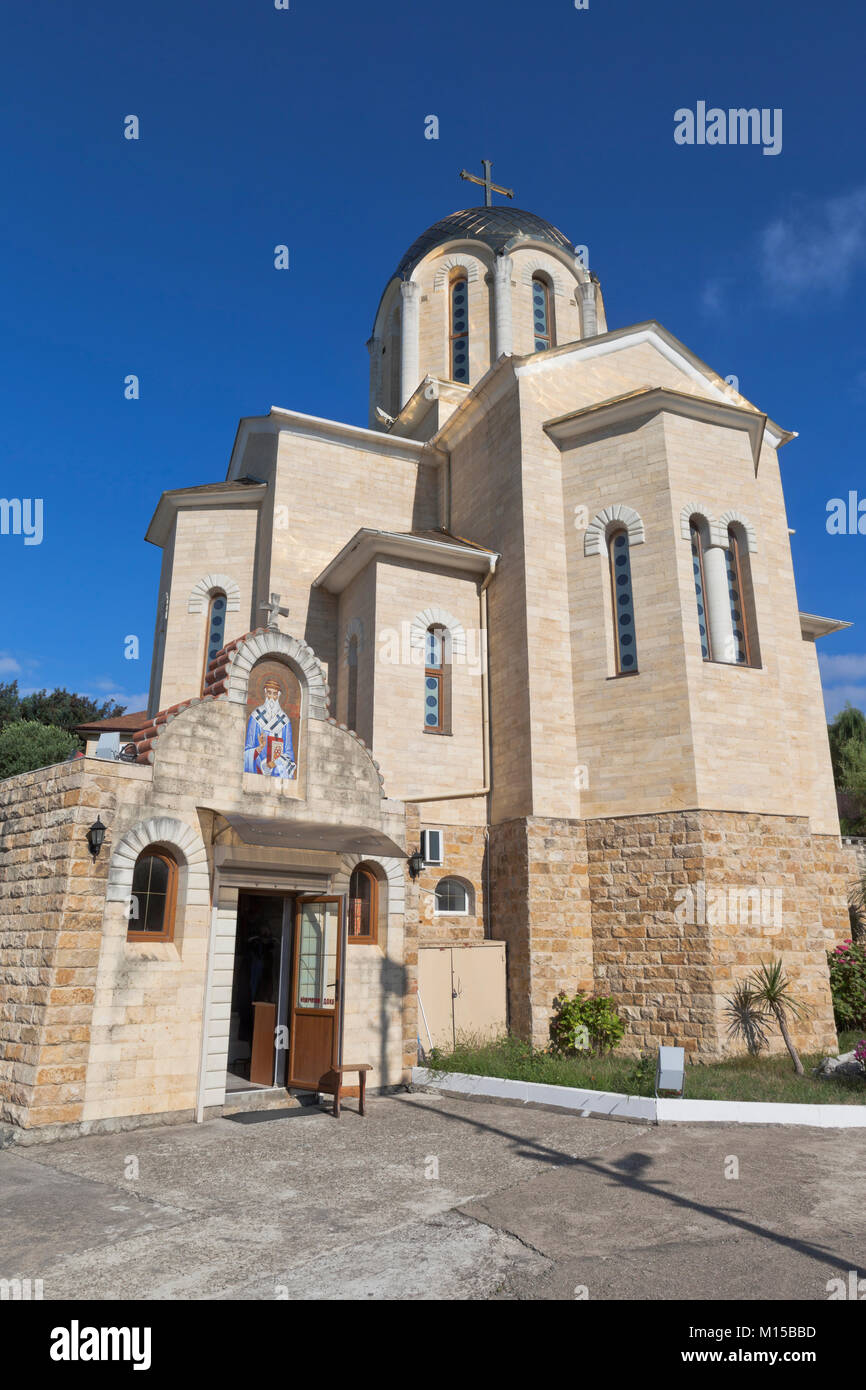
[260,593,290,630]
[459,158,515,208]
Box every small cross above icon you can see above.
[260,593,290,630]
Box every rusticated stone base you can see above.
[490,817,592,1047]
[586,810,844,1057]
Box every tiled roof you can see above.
[76,710,148,735]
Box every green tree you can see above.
[0,680,20,729]
[827,704,866,834]
[0,720,79,779]
[17,687,125,735]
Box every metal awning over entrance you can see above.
[216,814,406,858]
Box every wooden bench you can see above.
[325,1063,372,1118]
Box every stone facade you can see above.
[1,200,851,1139]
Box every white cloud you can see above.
[819,652,866,682]
[760,185,866,300]
[0,654,22,677]
[822,682,866,720]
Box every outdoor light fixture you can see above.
[408,848,425,880]
[655,1045,685,1097]
[87,816,107,859]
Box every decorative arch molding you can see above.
[719,509,758,553]
[584,505,646,557]
[679,502,726,547]
[432,255,483,290]
[105,814,209,906]
[410,606,467,659]
[221,629,330,719]
[333,854,406,919]
[344,617,365,658]
[518,257,568,297]
[188,575,241,615]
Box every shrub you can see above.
[549,991,625,1056]
[854,1040,866,1067]
[827,940,866,1031]
[0,720,79,780]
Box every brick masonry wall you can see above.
[587,810,843,1057]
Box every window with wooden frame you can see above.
[347,633,359,732]
[424,624,450,732]
[201,590,227,693]
[608,528,638,674]
[531,274,553,351]
[690,520,712,660]
[128,847,178,942]
[449,273,470,383]
[348,864,378,943]
[726,524,759,667]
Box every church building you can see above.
[0,169,853,1139]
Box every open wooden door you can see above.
[287,896,345,1091]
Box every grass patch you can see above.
[425,1033,866,1106]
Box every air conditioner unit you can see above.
[420,829,444,866]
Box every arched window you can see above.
[434,878,471,915]
[347,633,359,731]
[608,528,638,674]
[202,590,227,693]
[128,847,178,942]
[690,520,712,660]
[450,273,469,383]
[424,624,449,732]
[726,525,758,666]
[531,275,553,351]
[348,864,378,943]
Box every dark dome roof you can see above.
[394,206,576,279]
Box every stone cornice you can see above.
[313,529,498,595]
[544,386,769,474]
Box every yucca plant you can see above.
[746,958,810,1075]
[723,982,770,1056]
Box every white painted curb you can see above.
[412,1068,866,1128]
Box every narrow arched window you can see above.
[128,847,178,942]
[202,590,227,693]
[690,521,712,660]
[347,633,359,731]
[348,864,378,943]
[532,275,553,351]
[434,878,470,915]
[726,525,759,666]
[424,624,449,732]
[450,273,469,383]
[608,529,638,674]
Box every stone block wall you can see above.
[0,761,119,1130]
[490,816,592,1046]
[586,810,843,1057]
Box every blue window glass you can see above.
[609,530,637,673]
[690,524,711,660]
[206,593,227,666]
[726,532,749,664]
[532,276,551,352]
[450,275,470,382]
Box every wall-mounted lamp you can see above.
[408,848,425,880]
[87,816,107,859]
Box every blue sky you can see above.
[0,0,864,720]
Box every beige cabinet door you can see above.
[452,943,507,1043]
[418,947,456,1051]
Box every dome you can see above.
[393,205,577,280]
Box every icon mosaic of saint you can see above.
[244,675,297,778]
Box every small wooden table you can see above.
[325,1063,372,1118]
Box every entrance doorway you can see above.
[226,891,345,1096]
